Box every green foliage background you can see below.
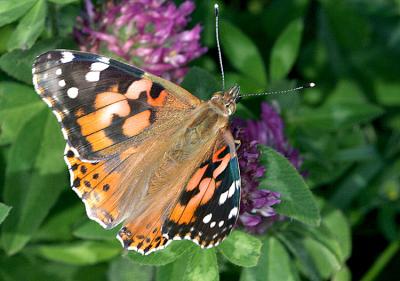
[0,0,399,280]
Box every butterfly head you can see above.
[211,85,240,116]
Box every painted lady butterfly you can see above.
[32,50,241,255]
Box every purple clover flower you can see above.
[232,102,303,234]
[74,0,207,82]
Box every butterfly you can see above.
[32,50,241,255]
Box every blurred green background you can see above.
[0,0,400,280]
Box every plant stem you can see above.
[360,240,399,281]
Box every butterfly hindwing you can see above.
[164,134,241,248]
[116,130,241,254]
[32,50,200,161]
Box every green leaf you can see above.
[73,220,119,241]
[332,266,351,281]
[0,39,59,84]
[7,0,47,51]
[0,254,59,281]
[181,66,220,100]
[240,236,298,281]
[322,206,351,261]
[220,21,267,87]
[33,241,121,265]
[289,102,384,132]
[0,0,36,27]
[277,232,321,280]
[301,237,342,279]
[49,0,78,4]
[108,256,153,281]
[0,82,44,144]
[278,222,345,281]
[128,240,196,266]
[270,18,304,81]
[218,230,262,267]
[259,146,320,226]
[156,253,191,281]
[330,159,384,209]
[33,204,84,242]
[183,248,219,281]
[375,80,400,106]
[319,0,371,52]
[0,25,13,53]
[285,200,351,266]
[1,109,66,255]
[0,202,11,225]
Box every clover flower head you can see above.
[74,0,207,82]
[232,102,303,234]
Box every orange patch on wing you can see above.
[86,130,114,152]
[67,146,125,227]
[125,79,152,100]
[169,203,186,223]
[85,171,122,226]
[122,110,151,137]
[186,165,208,191]
[175,177,216,224]
[213,153,231,178]
[212,146,227,162]
[95,92,126,109]
[147,89,168,107]
[199,177,216,205]
[77,100,130,136]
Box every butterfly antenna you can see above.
[215,4,225,90]
[239,82,316,98]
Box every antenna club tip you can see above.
[214,3,219,15]
[307,82,316,88]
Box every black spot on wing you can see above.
[149,82,164,99]
[179,188,200,205]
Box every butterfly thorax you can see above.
[210,85,240,116]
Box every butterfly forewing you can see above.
[32,50,199,161]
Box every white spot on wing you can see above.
[58,80,66,87]
[43,98,52,107]
[210,221,216,228]
[228,181,236,198]
[56,68,62,76]
[203,213,212,224]
[236,179,241,189]
[219,190,228,205]
[98,56,110,64]
[90,62,109,71]
[85,71,100,82]
[218,220,224,227]
[53,110,62,122]
[67,87,79,99]
[228,207,238,219]
[61,52,74,63]
[61,128,68,140]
